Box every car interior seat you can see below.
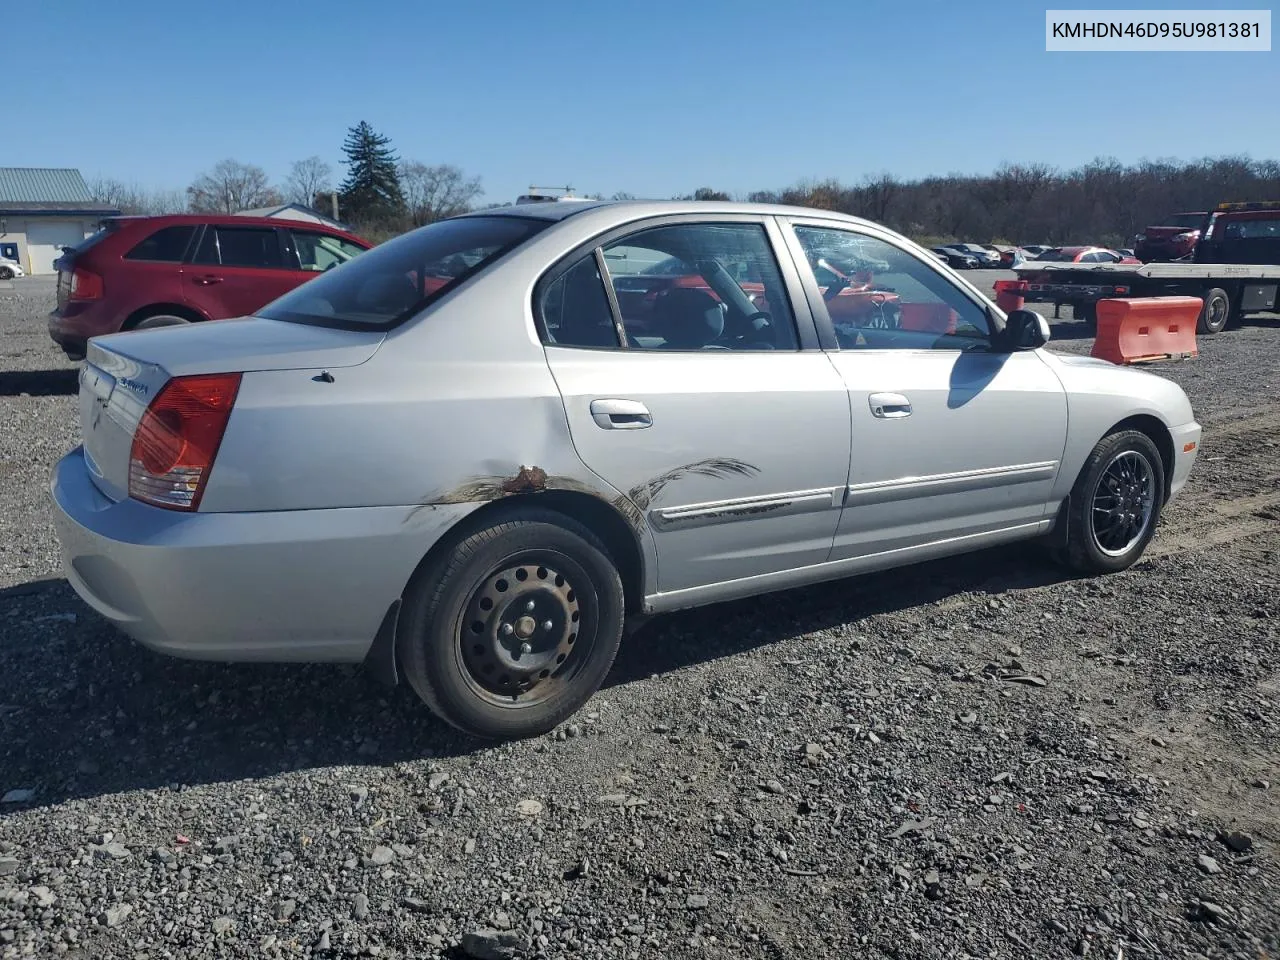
[649,288,727,350]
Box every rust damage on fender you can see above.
[501,465,548,495]
[410,466,600,520]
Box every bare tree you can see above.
[87,177,188,215]
[187,159,280,214]
[284,156,333,208]
[397,161,484,225]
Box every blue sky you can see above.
[8,0,1276,203]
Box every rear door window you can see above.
[124,225,197,262]
[192,226,285,269]
[542,222,800,351]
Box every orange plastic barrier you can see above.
[992,279,1028,313]
[1091,296,1201,365]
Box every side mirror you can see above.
[999,309,1051,351]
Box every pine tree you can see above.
[337,121,406,223]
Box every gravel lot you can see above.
[1,271,1277,959]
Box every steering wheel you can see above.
[720,309,775,349]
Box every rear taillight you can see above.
[129,373,241,511]
[69,267,104,300]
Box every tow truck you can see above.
[1014,201,1280,334]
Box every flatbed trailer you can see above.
[1012,260,1280,334]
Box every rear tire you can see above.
[1074,301,1097,328]
[1056,430,1165,575]
[1196,287,1230,335]
[398,507,625,740]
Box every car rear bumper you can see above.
[1168,420,1201,501]
[50,446,477,662]
[49,303,117,359]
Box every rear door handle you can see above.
[869,392,912,419]
[192,275,224,286]
[589,398,652,429]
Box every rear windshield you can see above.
[67,221,120,257]
[258,215,548,329]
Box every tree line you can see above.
[88,120,484,241]
[686,156,1280,247]
[90,133,1280,248]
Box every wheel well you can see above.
[122,303,208,330]
[407,491,646,617]
[1109,414,1174,501]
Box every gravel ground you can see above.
[1,272,1277,960]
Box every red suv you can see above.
[48,214,371,360]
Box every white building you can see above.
[0,168,120,275]
[235,203,352,232]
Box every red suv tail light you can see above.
[129,373,242,511]
[69,267,104,301]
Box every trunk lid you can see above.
[80,317,385,501]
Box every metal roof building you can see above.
[0,167,120,275]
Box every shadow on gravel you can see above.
[609,541,1073,688]
[0,544,1075,809]
[0,367,79,397]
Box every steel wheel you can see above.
[1089,449,1156,557]
[458,558,588,707]
[399,507,626,739]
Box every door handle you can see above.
[589,398,652,429]
[869,392,912,419]
[192,275,224,286]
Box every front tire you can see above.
[398,507,625,740]
[0,266,14,280]
[1057,430,1165,575]
[1196,287,1230,335]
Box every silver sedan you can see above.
[51,200,1202,739]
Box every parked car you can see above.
[0,256,23,279]
[1021,244,1053,258]
[1134,212,1207,263]
[948,243,1001,268]
[932,246,979,269]
[47,214,372,360]
[992,245,1031,268]
[1032,246,1141,265]
[51,199,1202,740]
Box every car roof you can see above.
[106,213,360,234]
[460,198,890,230]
